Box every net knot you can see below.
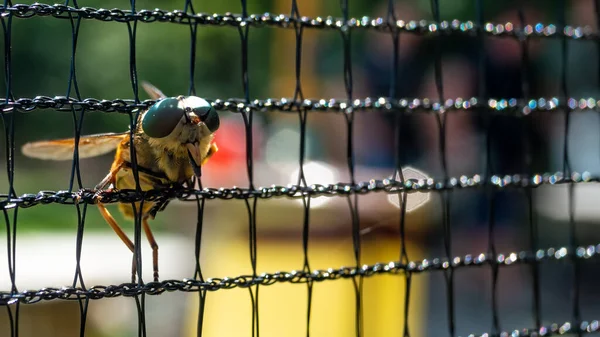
[206,278,222,291]
[107,8,128,23]
[13,3,39,18]
[138,9,162,23]
[180,278,198,292]
[119,283,141,297]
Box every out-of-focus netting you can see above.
[2,0,600,337]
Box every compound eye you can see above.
[187,97,220,133]
[142,97,185,138]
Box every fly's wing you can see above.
[141,81,167,100]
[21,132,128,161]
[387,166,431,212]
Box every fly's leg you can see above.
[96,202,139,282]
[142,216,159,282]
[95,171,114,191]
[95,162,123,191]
[201,142,218,166]
[94,162,142,280]
[94,162,124,197]
[97,203,134,252]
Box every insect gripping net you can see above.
[2,0,600,337]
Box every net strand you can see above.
[0,3,597,41]
[237,0,259,335]
[1,6,18,336]
[3,242,598,304]
[184,2,208,336]
[289,0,313,335]
[527,173,540,330]
[73,201,89,337]
[65,0,86,292]
[488,192,500,334]
[65,5,90,330]
[387,1,411,336]
[338,0,363,336]
[464,322,600,337]
[65,0,84,193]
[4,304,13,337]
[2,210,15,337]
[429,1,455,336]
[186,0,198,97]
[124,0,148,335]
[596,0,600,168]
[2,9,15,198]
[4,95,600,115]
[194,195,207,337]
[0,170,596,210]
[476,1,500,334]
[597,1,600,86]
[517,2,542,331]
[557,1,581,335]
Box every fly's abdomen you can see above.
[115,163,169,219]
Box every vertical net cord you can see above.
[185,0,197,97]
[126,0,147,336]
[596,2,600,174]
[1,1,18,335]
[477,1,500,335]
[430,1,454,336]
[339,1,362,336]
[63,0,90,336]
[192,177,207,337]
[386,1,411,336]
[184,2,208,337]
[595,16,600,329]
[476,0,500,335]
[1,0,14,200]
[288,0,312,336]
[557,1,580,335]
[517,3,541,331]
[237,1,259,336]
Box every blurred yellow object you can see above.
[182,234,427,337]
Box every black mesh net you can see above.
[2,0,600,336]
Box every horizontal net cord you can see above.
[1,241,597,304]
[0,3,596,40]
[463,320,599,337]
[3,96,599,115]
[1,171,596,209]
